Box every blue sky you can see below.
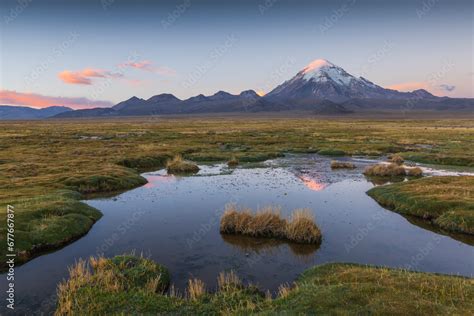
[1,0,472,108]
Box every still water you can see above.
[3,155,474,314]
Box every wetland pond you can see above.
[3,154,474,314]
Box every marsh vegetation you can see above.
[166,155,200,174]
[330,160,356,169]
[220,205,321,244]
[56,254,474,315]
[1,118,473,266]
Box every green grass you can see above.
[368,176,474,234]
[1,118,473,266]
[0,190,101,269]
[56,255,474,315]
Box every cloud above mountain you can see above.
[58,68,124,85]
[119,60,176,76]
[0,89,113,109]
[438,84,456,92]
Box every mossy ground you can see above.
[1,118,473,266]
[56,255,474,315]
[368,176,474,234]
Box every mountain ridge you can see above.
[4,58,471,119]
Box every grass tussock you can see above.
[186,278,206,300]
[407,166,423,177]
[217,270,242,292]
[364,163,406,177]
[220,205,321,244]
[56,255,474,315]
[227,156,239,167]
[330,160,356,169]
[56,254,170,315]
[166,155,200,174]
[389,154,405,165]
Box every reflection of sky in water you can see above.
[143,174,175,188]
[2,154,473,314]
[298,175,327,191]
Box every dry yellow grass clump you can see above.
[364,163,406,177]
[406,167,423,177]
[186,278,206,300]
[286,209,321,244]
[227,156,239,167]
[166,155,200,174]
[220,205,321,244]
[389,154,405,165]
[330,160,356,169]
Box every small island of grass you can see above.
[330,160,356,169]
[220,205,322,244]
[166,155,200,174]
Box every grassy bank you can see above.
[368,176,474,234]
[1,118,473,266]
[56,255,474,315]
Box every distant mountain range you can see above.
[0,105,72,120]
[2,59,473,119]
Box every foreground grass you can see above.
[368,176,474,234]
[1,118,473,266]
[220,205,321,244]
[56,255,474,315]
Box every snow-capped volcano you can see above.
[301,59,354,85]
[266,59,434,102]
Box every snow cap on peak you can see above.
[302,59,334,73]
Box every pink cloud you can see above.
[386,81,458,96]
[386,82,430,92]
[0,89,113,109]
[120,60,176,76]
[58,68,123,85]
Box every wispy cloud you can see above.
[386,81,457,96]
[438,84,455,92]
[58,68,123,85]
[119,60,176,76]
[0,89,113,109]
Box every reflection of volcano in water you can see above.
[143,174,176,188]
[298,175,327,191]
[221,234,319,262]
